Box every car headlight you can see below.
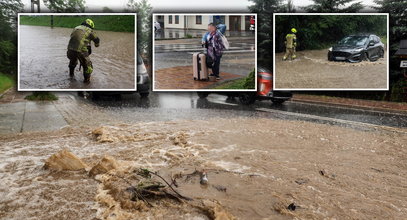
[351,48,364,53]
[328,47,332,52]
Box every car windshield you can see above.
[338,36,368,47]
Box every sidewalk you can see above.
[154,66,242,90]
[0,89,68,134]
[154,28,255,40]
[293,94,407,113]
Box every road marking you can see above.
[255,107,407,134]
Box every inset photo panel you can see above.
[153,13,257,91]
[273,13,389,90]
[18,13,137,91]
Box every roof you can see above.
[395,40,407,56]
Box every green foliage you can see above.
[43,0,85,12]
[25,92,58,101]
[0,0,22,75]
[127,0,152,58]
[0,41,16,74]
[303,0,364,12]
[215,70,256,90]
[0,73,14,94]
[275,15,387,51]
[249,0,284,68]
[20,15,135,32]
[389,78,407,102]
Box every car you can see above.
[328,34,385,62]
[78,54,150,99]
[197,66,292,105]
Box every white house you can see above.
[154,15,253,31]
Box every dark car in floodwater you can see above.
[328,34,385,62]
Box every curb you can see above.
[292,97,407,114]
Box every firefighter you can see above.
[283,28,297,61]
[67,19,100,83]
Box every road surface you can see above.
[19,25,135,90]
[0,92,406,219]
[275,49,388,89]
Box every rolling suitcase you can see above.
[193,52,209,81]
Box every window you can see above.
[175,15,179,24]
[196,16,202,25]
[169,15,172,24]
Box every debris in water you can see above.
[198,200,237,220]
[89,155,119,177]
[287,203,296,211]
[43,149,87,171]
[213,185,227,192]
[295,178,309,185]
[200,171,209,185]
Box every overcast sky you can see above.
[22,0,376,12]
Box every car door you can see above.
[366,35,377,58]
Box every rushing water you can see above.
[19,25,135,90]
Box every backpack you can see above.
[219,33,229,50]
[216,24,227,35]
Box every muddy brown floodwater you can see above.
[0,118,406,219]
[275,49,388,89]
[19,25,135,90]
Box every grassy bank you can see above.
[0,73,14,94]
[25,92,58,101]
[20,15,135,32]
[214,70,256,90]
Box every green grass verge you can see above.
[20,15,135,32]
[214,69,256,90]
[0,73,14,94]
[25,92,58,101]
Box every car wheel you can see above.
[271,99,286,104]
[197,92,209,99]
[328,52,333,61]
[139,92,149,98]
[379,49,384,58]
[238,93,256,105]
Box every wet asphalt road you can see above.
[154,35,256,76]
[87,92,407,130]
[1,92,405,135]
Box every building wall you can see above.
[164,15,185,29]
[160,15,249,31]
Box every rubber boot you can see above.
[69,67,75,78]
[83,73,91,83]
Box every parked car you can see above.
[328,34,385,62]
[78,54,150,99]
[197,67,292,105]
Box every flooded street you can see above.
[0,117,406,219]
[275,49,388,89]
[19,25,135,90]
[1,92,406,219]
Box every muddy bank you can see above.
[275,49,387,89]
[0,118,406,219]
[19,25,135,90]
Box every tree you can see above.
[127,0,152,59]
[102,6,114,13]
[249,0,284,67]
[303,0,364,12]
[43,0,86,12]
[0,0,23,74]
[284,0,296,12]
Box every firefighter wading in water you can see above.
[67,19,100,83]
[283,28,297,61]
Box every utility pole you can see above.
[31,0,40,13]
